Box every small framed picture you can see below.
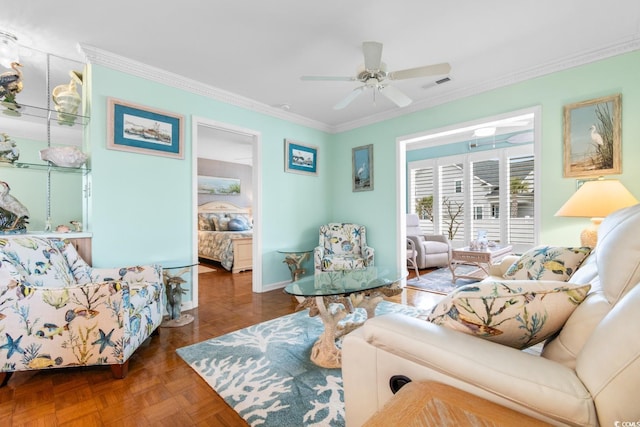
[563,94,621,177]
[107,97,184,159]
[284,139,318,176]
[352,144,373,192]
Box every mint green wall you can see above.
[83,49,639,298]
[86,64,331,297]
[332,50,640,265]
[0,138,83,231]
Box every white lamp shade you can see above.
[555,179,638,218]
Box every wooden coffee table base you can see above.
[298,285,402,368]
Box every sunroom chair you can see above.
[314,223,374,273]
[406,238,420,279]
[0,236,165,386]
[406,213,451,269]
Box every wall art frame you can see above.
[197,175,241,195]
[107,97,185,159]
[352,144,373,192]
[563,93,621,178]
[284,139,318,176]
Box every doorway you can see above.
[191,117,262,308]
[395,106,541,269]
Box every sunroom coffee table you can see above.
[449,244,512,283]
[284,266,406,368]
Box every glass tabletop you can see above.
[277,248,314,254]
[284,266,407,297]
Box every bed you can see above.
[197,201,253,273]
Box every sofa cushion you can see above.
[426,280,591,349]
[58,239,93,285]
[1,237,75,287]
[503,245,591,281]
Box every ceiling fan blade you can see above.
[388,62,451,80]
[333,86,366,110]
[378,85,412,107]
[363,41,383,71]
[301,75,355,82]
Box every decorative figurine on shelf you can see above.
[39,146,88,168]
[0,133,19,164]
[0,181,29,234]
[52,70,82,126]
[55,224,71,233]
[70,220,82,232]
[0,62,23,115]
[161,266,195,327]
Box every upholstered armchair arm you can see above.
[343,313,596,426]
[362,245,375,266]
[90,264,163,285]
[0,281,130,370]
[314,246,325,273]
[424,234,451,260]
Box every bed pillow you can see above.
[198,214,215,231]
[503,245,591,281]
[213,216,230,231]
[425,280,591,349]
[228,218,249,231]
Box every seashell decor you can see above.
[39,146,88,168]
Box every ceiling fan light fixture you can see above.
[0,30,19,69]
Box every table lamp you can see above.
[555,179,638,247]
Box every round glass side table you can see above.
[277,248,313,282]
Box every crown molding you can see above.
[80,37,639,135]
[332,36,640,134]
[79,44,332,133]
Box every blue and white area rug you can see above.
[406,265,481,294]
[176,301,428,427]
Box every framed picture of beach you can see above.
[107,98,185,159]
[352,144,373,192]
[197,176,241,195]
[563,94,621,177]
[284,139,318,176]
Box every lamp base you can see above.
[580,218,603,248]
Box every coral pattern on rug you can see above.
[176,300,427,427]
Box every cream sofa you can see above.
[343,204,640,426]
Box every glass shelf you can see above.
[1,102,90,127]
[0,161,90,174]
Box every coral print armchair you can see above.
[314,223,374,273]
[0,236,165,385]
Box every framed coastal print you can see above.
[197,176,241,195]
[284,139,318,176]
[563,94,621,177]
[107,97,185,159]
[352,144,373,192]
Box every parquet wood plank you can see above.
[2,262,439,426]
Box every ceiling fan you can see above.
[301,41,451,110]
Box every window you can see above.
[474,206,483,220]
[409,147,535,247]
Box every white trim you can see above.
[192,117,263,302]
[81,44,331,133]
[80,38,639,134]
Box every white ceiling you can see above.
[3,1,640,132]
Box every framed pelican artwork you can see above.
[563,94,621,178]
[107,98,185,159]
[352,144,373,192]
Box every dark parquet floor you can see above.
[0,262,440,426]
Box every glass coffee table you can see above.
[284,266,407,368]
